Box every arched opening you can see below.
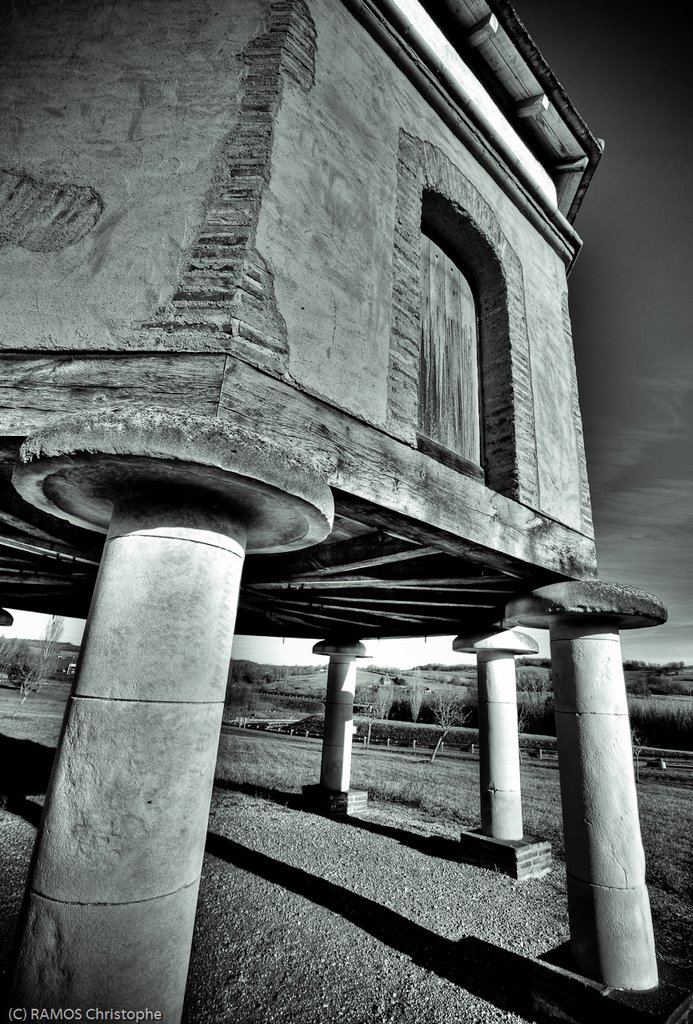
[418,226,482,476]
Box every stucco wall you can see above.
[0,0,264,349]
[0,0,591,536]
[260,0,589,531]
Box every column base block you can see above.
[458,829,552,880]
[302,784,369,818]
[530,946,693,1024]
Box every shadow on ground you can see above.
[204,828,537,1020]
[213,777,463,860]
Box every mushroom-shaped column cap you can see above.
[0,608,13,627]
[453,628,538,655]
[312,639,369,659]
[13,410,334,554]
[504,581,667,631]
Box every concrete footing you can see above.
[302,783,369,818]
[458,829,552,880]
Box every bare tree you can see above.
[356,678,394,749]
[429,690,471,763]
[12,615,65,717]
[631,727,645,783]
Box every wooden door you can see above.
[419,233,482,469]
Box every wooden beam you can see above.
[0,509,68,545]
[243,532,438,583]
[217,361,596,577]
[263,597,464,626]
[0,535,100,566]
[0,353,226,435]
[285,595,499,610]
[248,576,514,592]
[466,14,498,48]
[516,94,550,119]
[256,603,390,632]
[0,573,89,586]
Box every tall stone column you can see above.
[303,639,369,817]
[506,581,666,990]
[453,629,551,879]
[9,410,333,1020]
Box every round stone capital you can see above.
[453,628,538,656]
[13,410,334,555]
[0,608,14,627]
[504,581,667,631]
[312,639,369,659]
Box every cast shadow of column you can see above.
[204,829,537,1020]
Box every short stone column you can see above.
[506,581,666,990]
[453,629,551,880]
[303,639,369,818]
[8,410,333,1020]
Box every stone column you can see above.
[303,639,369,817]
[505,581,666,990]
[9,410,333,1020]
[453,629,551,879]
[455,629,537,840]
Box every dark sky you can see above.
[514,1,693,662]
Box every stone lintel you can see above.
[302,784,368,819]
[312,639,369,659]
[453,628,538,655]
[504,581,667,631]
[530,949,693,1024]
[12,409,334,553]
[458,829,552,880]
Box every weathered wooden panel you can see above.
[419,233,481,465]
[219,358,597,578]
[0,354,226,435]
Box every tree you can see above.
[406,677,425,724]
[428,690,471,763]
[356,678,394,749]
[11,616,65,717]
[516,670,553,734]
[631,728,645,784]
[0,637,34,688]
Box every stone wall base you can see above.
[302,784,369,818]
[458,829,552,880]
[530,947,693,1023]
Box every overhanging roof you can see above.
[348,0,603,225]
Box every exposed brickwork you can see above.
[388,130,540,506]
[561,293,594,538]
[0,170,103,251]
[144,1,316,369]
[302,784,369,819]
[458,830,552,880]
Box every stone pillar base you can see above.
[458,829,552,880]
[302,784,369,818]
[531,948,693,1023]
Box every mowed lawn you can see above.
[215,729,693,983]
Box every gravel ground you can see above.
[0,789,572,1023]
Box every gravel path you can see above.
[1,789,571,1023]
